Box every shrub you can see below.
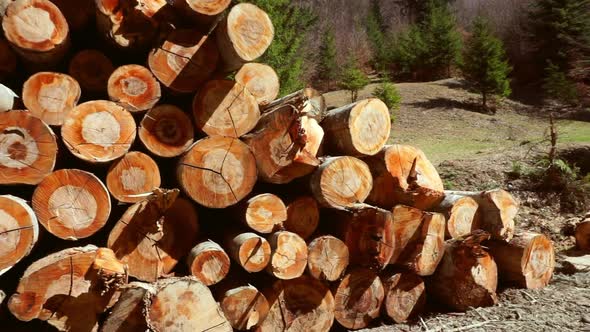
[339,59,370,103]
[373,81,401,109]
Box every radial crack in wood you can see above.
[0,195,39,276]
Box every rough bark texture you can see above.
[306,235,349,281]
[138,104,194,158]
[106,151,161,203]
[22,71,80,126]
[434,194,481,239]
[266,231,308,280]
[186,240,230,286]
[0,195,39,276]
[382,271,426,324]
[107,64,161,112]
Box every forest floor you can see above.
[325,80,590,332]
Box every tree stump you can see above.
[186,240,230,286]
[434,194,481,239]
[225,232,271,273]
[101,282,155,332]
[237,193,286,233]
[235,63,280,106]
[284,196,320,240]
[22,72,81,126]
[68,49,114,96]
[266,231,308,280]
[218,284,269,331]
[107,64,161,113]
[306,235,349,281]
[138,104,194,158]
[333,268,384,330]
[106,151,161,203]
[0,195,38,275]
[381,272,426,323]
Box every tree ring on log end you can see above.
[0,195,38,275]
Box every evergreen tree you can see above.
[317,26,338,86]
[543,61,579,105]
[339,57,370,103]
[462,17,512,111]
[393,25,428,77]
[366,0,390,72]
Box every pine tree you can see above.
[462,17,512,111]
[339,57,370,103]
[366,0,390,72]
[317,26,338,87]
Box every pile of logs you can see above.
[0,0,556,331]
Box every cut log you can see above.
[235,63,280,106]
[148,29,219,93]
[306,235,349,281]
[390,205,446,276]
[381,272,426,323]
[177,136,257,208]
[261,88,326,120]
[433,194,481,239]
[266,231,308,280]
[218,284,269,331]
[333,268,385,330]
[68,49,114,96]
[257,276,335,332]
[486,232,555,289]
[445,189,518,241]
[365,144,445,210]
[186,240,230,286]
[0,195,38,275]
[107,64,161,113]
[22,71,81,126]
[0,38,17,80]
[237,193,286,233]
[2,0,69,67]
[428,230,498,311]
[32,169,111,240]
[139,104,194,158]
[106,151,161,203]
[284,196,319,239]
[216,3,274,71]
[8,246,127,331]
[0,83,17,111]
[321,98,391,156]
[192,79,260,137]
[225,232,271,273]
[101,282,155,332]
[145,277,233,332]
[173,0,230,24]
[107,189,199,282]
[62,100,137,163]
[576,220,590,251]
[0,110,57,185]
[310,156,373,209]
[49,0,93,31]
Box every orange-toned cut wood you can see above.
[0,195,38,276]
[174,0,230,24]
[101,282,155,332]
[261,88,326,120]
[68,49,114,96]
[0,110,57,185]
[225,232,271,273]
[107,64,161,112]
[0,83,17,111]
[306,235,349,281]
[178,136,257,208]
[333,268,384,330]
[576,220,590,251]
[186,240,230,286]
[266,231,308,280]
[32,169,111,240]
[139,104,194,158]
[106,151,161,203]
[382,272,426,323]
[62,100,136,163]
[235,63,280,106]
[284,196,320,240]
[434,194,481,239]
[0,38,17,80]
[22,71,81,126]
[237,193,286,233]
[219,284,269,331]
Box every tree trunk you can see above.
[333,268,385,330]
[8,246,127,331]
[575,219,590,251]
[428,230,498,312]
[0,195,39,275]
[433,194,481,239]
[145,277,233,332]
[266,231,308,280]
[482,91,487,110]
[0,38,17,81]
[68,49,114,96]
[382,271,426,323]
[2,0,70,68]
[61,100,137,163]
[177,136,257,208]
[148,29,219,94]
[486,232,555,289]
[0,110,57,185]
[107,189,199,282]
[138,104,194,158]
[284,196,320,240]
[225,232,271,273]
[32,169,111,240]
[236,193,287,234]
[172,0,230,26]
[101,282,155,332]
[216,3,274,71]
[306,235,349,281]
[192,79,260,137]
[260,88,326,121]
[218,284,269,331]
[257,276,335,332]
[365,144,445,210]
[310,156,373,209]
[445,189,518,241]
[390,205,446,276]
[321,98,391,157]
[186,240,230,286]
[235,63,280,107]
[106,151,161,204]
[107,64,161,113]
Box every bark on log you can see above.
[235,63,279,106]
[306,235,349,281]
[0,195,38,275]
[261,88,326,121]
[576,220,590,251]
[192,79,260,137]
[237,193,286,234]
[216,3,274,71]
[284,196,319,240]
[107,189,199,282]
[310,156,373,209]
[148,29,219,93]
[22,71,81,126]
[433,194,481,239]
[257,276,335,332]
[0,110,57,185]
[321,98,391,157]
[333,268,384,330]
[0,38,17,80]
[177,136,257,208]
[32,168,111,240]
[145,277,232,332]
[445,189,518,241]
[390,205,446,276]
[266,231,308,280]
[486,232,555,289]
[225,232,271,273]
[186,240,230,286]
[8,246,127,331]
[138,104,194,158]
[365,144,445,210]
[68,49,114,96]
[107,64,161,113]
[2,0,69,67]
[106,151,161,203]
[218,284,269,331]
[428,230,498,311]
[382,272,426,323]
[62,100,136,163]
[101,282,155,332]
[173,0,230,25]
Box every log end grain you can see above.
[284,196,320,240]
[108,64,161,112]
[0,195,39,275]
[226,232,271,273]
[187,240,230,286]
[306,235,349,281]
[383,272,426,324]
[235,63,279,106]
[267,231,308,280]
[106,151,161,203]
[242,193,286,234]
[139,104,194,158]
[219,285,269,331]
[576,221,590,251]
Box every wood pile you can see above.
[0,1,556,331]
